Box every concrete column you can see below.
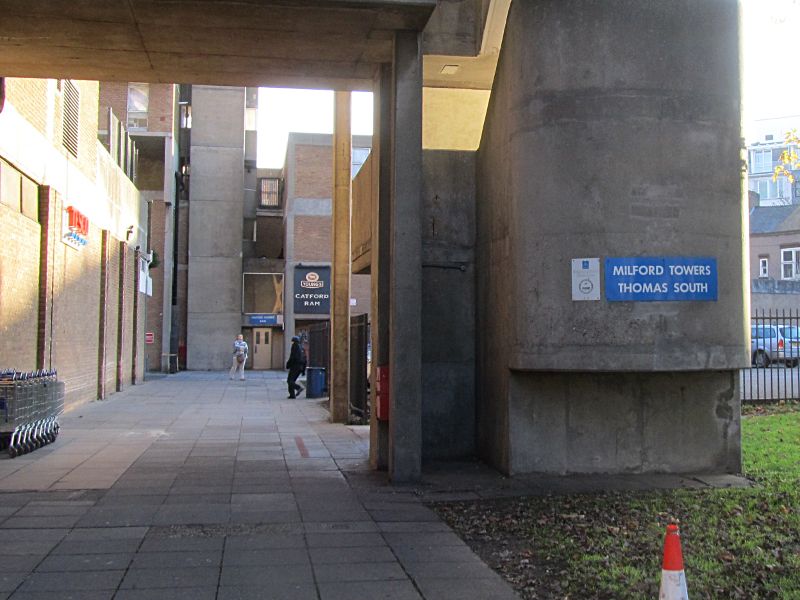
[476,0,743,474]
[186,86,245,370]
[388,31,423,482]
[330,92,352,423]
[369,65,392,470]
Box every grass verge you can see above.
[432,405,800,599]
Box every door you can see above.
[252,328,272,369]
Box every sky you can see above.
[257,89,373,168]
[257,0,800,168]
[741,0,800,132]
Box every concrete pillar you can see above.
[476,0,744,474]
[330,92,352,423]
[369,65,392,470]
[186,86,245,369]
[388,31,423,482]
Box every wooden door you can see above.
[252,328,272,369]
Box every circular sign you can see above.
[306,272,319,282]
[579,279,594,294]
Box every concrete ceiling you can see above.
[0,0,435,90]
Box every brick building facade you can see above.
[0,77,147,409]
[98,81,178,373]
[282,133,371,359]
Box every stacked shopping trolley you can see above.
[0,370,64,458]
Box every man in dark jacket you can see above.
[286,335,306,399]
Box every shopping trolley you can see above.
[0,370,63,458]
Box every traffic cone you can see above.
[659,524,689,599]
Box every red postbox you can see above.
[375,365,390,421]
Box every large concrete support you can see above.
[421,150,476,460]
[369,65,392,471]
[330,92,352,423]
[186,86,245,369]
[388,32,423,482]
[476,0,745,474]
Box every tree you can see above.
[773,129,800,183]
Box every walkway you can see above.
[0,371,520,600]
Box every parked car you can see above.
[751,324,800,367]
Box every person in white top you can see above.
[229,334,248,380]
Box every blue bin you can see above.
[306,367,326,398]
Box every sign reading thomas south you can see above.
[605,257,718,302]
[294,266,330,314]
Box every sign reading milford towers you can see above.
[294,266,330,314]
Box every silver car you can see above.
[751,324,800,367]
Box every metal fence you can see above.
[304,317,370,423]
[349,314,369,424]
[306,321,330,395]
[741,309,800,403]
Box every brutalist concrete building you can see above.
[0,0,747,482]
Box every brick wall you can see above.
[47,193,103,407]
[99,82,174,134]
[148,84,175,133]
[33,188,144,409]
[102,237,121,396]
[351,274,371,317]
[119,243,135,387]
[136,153,166,191]
[76,80,100,182]
[98,82,128,125]
[145,199,167,371]
[6,78,49,137]
[0,204,40,370]
[294,215,331,261]
[293,145,332,198]
[134,255,146,383]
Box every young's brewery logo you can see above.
[300,272,324,289]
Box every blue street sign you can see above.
[605,257,718,302]
[248,314,279,326]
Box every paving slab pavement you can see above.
[0,371,521,600]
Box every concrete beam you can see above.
[388,31,423,482]
[0,2,435,90]
[330,91,352,423]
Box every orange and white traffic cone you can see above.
[659,524,689,599]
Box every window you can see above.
[759,257,769,278]
[752,326,777,340]
[749,177,790,201]
[259,177,281,207]
[61,80,80,158]
[781,247,800,279]
[750,149,773,173]
[127,83,149,129]
[179,104,192,129]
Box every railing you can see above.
[349,314,369,424]
[306,321,330,395]
[741,309,800,403]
